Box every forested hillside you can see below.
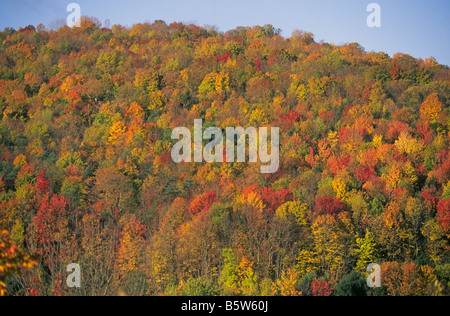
[0,18,449,296]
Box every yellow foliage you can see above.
[382,165,402,192]
[199,72,230,99]
[157,113,171,129]
[372,135,383,149]
[276,201,309,226]
[273,268,302,296]
[247,108,268,126]
[420,93,442,122]
[312,215,346,275]
[148,91,166,112]
[134,69,160,93]
[195,40,221,59]
[296,249,320,276]
[239,191,264,211]
[332,178,348,200]
[395,132,423,156]
[116,216,145,278]
[60,74,84,93]
[108,121,127,144]
[13,154,27,167]
[328,131,339,146]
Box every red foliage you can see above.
[338,156,351,169]
[280,110,301,124]
[434,149,450,184]
[393,188,408,200]
[326,155,351,176]
[188,191,218,217]
[386,121,410,141]
[437,199,450,235]
[319,111,335,125]
[361,82,372,101]
[361,149,378,168]
[314,196,347,218]
[306,146,318,169]
[18,25,36,33]
[421,188,437,212]
[279,110,301,131]
[416,122,433,145]
[16,164,34,180]
[339,126,350,142]
[355,166,376,185]
[261,188,293,215]
[214,51,232,63]
[34,195,68,244]
[35,171,50,193]
[159,151,173,166]
[311,279,334,296]
[35,171,50,203]
[122,213,146,239]
[255,59,262,72]
[390,64,401,80]
[67,89,81,102]
[242,184,261,198]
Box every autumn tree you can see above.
[420,93,442,122]
[0,230,37,296]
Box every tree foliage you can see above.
[0,19,449,296]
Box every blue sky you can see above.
[1,0,449,66]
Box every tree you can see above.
[116,214,146,280]
[354,230,378,273]
[273,268,301,296]
[311,278,334,296]
[0,230,37,296]
[437,199,450,237]
[334,271,367,296]
[181,276,219,296]
[175,211,220,282]
[219,248,239,295]
[420,93,442,122]
[261,188,293,215]
[311,215,350,277]
[33,194,69,247]
[188,191,218,217]
[381,261,439,296]
[314,196,347,219]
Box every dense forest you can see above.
[0,17,449,296]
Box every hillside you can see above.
[0,18,449,296]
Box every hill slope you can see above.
[0,19,449,296]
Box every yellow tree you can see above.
[219,249,258,296]
[148,198,187,293]
[272,268,301,296]
[175,212,220,281]
[116,215,146,280]
[275,201,308,227]
[332,178,348,201]
[420,93,442,122]
[376,200,414,261]
[354,230,378,273]
[311,214,355,278]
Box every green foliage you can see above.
[334,271,368,296]
[181,277,220,296]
